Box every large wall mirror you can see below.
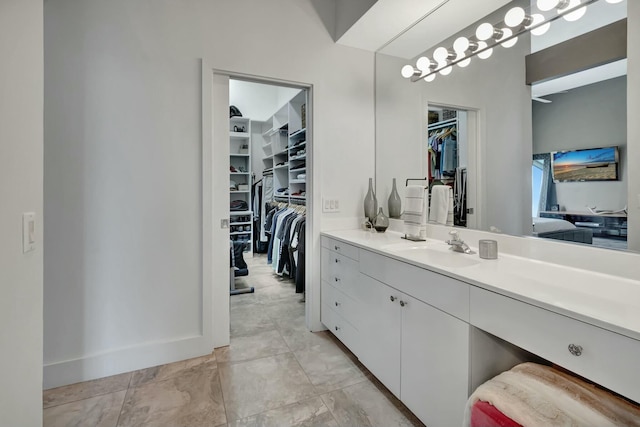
[374,0,635,252]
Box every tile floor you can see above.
[43,254,424,427]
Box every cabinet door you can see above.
[401,295,469,427]
[357,273,401,397]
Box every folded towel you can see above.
[404,198,424,214]
[464,363,640,427]
[429,185,453,225]
[405,185,425,198]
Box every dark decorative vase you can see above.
[388,178,402,219]
[373,207,389,232]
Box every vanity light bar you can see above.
[403,0,604,83]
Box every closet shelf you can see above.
[230,172,249,175]
[230,132,250,138]
[289,166,306,173]
[290,195,306,200]
[230,231,251,236]
[289,154,306,161]
[230,221,252,226]
[230,190,250,194]
[290,179,306,184]
[274,163,289,170]
[288,141,306,151]
[230,153,250,157]
[230,210,252,216]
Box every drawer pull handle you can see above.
[400,300,407,307]
[568,344,583,356]
[334,277,340,283]
[335,301,340,307]
[335,326,340,331]
[390,296,396,302]
[335,245,340,251]
[335,258,340,263]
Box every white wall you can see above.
[629,1,640,252]
[0,0,43,424]
[44,0,374,388]
[533,76,627,212]
[376,1,532,237]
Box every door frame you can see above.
[202,62,318,348]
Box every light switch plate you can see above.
[322,198,340,213]
[23,212,35,253]
[221,219,229,229]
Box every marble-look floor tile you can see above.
[44,390,126,427]
[117,365,226,427]
[216,329,290,363]
[230,305,277,338]
[321,380,423,427]
[228,397,338,427]
[43,372,132,408]
[294,342,367,394]
[279,325,334,352]
[130,352,216,387]
[219,352,317,421]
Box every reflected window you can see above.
[532,159,545,217]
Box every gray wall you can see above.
[0,0,44,424]
[533,76,627,212]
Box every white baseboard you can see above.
[43,334,213,389]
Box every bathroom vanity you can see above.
[320,228,640,427]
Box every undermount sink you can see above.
[383,242,481,269]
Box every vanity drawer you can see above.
[470,287,640,403]
[321,301,361,357]
[321,236,359,261]
[359,249,469,322]
[321,280,361,329]
[321,247,360,300]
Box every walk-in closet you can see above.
[228,79,310,337]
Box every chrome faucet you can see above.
[446,230,474,254]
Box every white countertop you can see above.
[322,229,640,341]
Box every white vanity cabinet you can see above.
[320,237,363,357]
[358,249,470,427]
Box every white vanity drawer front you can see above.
[321,301,361,357]
[470,287,640,403]
[359,249,469,321]
[321,236,359,261]
[321,280,360,330]
[321,247,360,300]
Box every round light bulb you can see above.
[528,14,551,36]
[439,65,453,76]
[433,47,449,63]
[453,37,470,53]
[416,56,432,73]
[476,23,495,41]
[563,0,586,21]
[424,73,436,83]
[500,28,518,48]
[505,7,526,27]
[537,0,560,12]
[476,41,493,60]
[401,65,415,79]
[456,52,471,68]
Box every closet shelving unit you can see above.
[229,116,253,253]
[260,90,307,204]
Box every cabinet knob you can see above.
[568,344,583,356]
[334,277,340,283]
[335,258,340,263]
[335,326,340,331]
[335,245,340,251]
[390,296,396,302]
[335,301,340,307]
[399,300,407,307]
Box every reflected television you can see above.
[551,146,619,183]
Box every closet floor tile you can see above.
[43,372,132,409]
[43,390,126,427]
[227,396,338,427]
[218,352,317,422]
[117,365,226,427]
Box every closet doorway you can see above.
[425,104,478,230]
[227,78,312,345]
